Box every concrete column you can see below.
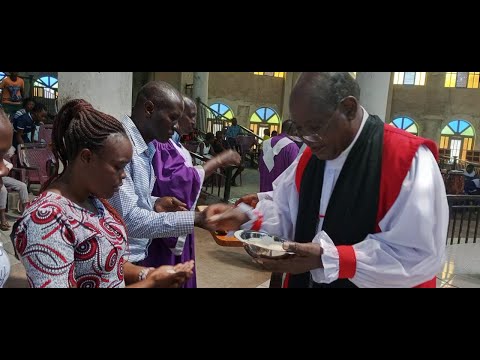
[192,72,209,105]
[58,72,133,119]
[281,72,294,122]
[292,72,302,88]
[421,116,444,143]
[356,72,393,121]
[281,72,303,124]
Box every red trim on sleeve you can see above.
[251,214,263,231]
[283,273,290,288]
[414,277,436,288]
[295,147,312,192]
[337,245,357,279]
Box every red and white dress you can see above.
[13,192,127,288]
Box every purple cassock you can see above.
[138,139,203,288]
[259,134,300,193]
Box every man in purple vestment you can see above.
[259,120,302,193]
[140,97,240,288]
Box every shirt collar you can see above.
[121,115,149,156]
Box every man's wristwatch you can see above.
[138,267,155,282]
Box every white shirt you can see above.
[464,170,476,178]
[3,159,13,171]
[248,108,449,288]
[170,139,205,209]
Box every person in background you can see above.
[262,129,271,142]
[225,118,242,151]
[12,98,36,122]
[197,132,215,159]
[12,103,48,149]
[145,96,240,288]
[0,157,29,230]
[464,164,477,179]
[463,164,480,194]
[258,119,301,193]
[0,72,24,118]
[213,131,227,154]
[211,130,245,186]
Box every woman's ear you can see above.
[79,148,93,165]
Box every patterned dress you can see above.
[0,242,10,288]
[13,192,128,288]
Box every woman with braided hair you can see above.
[11,99,194,288]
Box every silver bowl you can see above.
[234,230,294,259]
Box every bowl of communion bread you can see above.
[234,230,295,259]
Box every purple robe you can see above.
[259,134,300,192]
[138,139,202,288]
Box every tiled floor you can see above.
[3,170,480,288]
[0,170,270,289]
[436,242,480,288]
[4,228,480,288]
[0,227,272,288]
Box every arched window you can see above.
[33,76,58,99]
[393,72,426,86]
[390,116,418,136]
[208,103,235,134]
[210,103,234,119]
[249,107,281,137]
[440,120,475,161]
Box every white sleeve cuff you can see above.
[310,231,340,284]
[237,203,260,230]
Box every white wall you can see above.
[356,72,392,121]
[58,72,133,119]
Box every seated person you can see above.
[464,164,477,179]
[464,178,480,195]
[213,131,228,152]
[197,132,215,160]
[12,98,35,122]
[12,103,48,149]
[181,129,200,143]
[0,158,29,230]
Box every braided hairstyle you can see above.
[44,99,128,227]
